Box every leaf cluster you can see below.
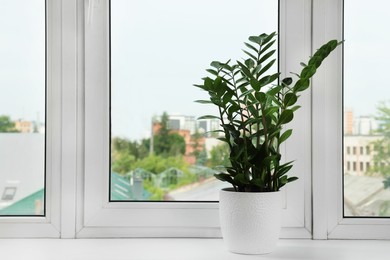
[195,32,341,192]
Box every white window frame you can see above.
[0,0,63,238]
[80,0,314,238]
[4,0,389,240]
[311,0,390,239]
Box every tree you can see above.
[0,115,18,133]
[190,128,207,165]
[368,101,390,187]
[153,112,186,157]
[111,137,149,175]
[208,143,231,168]
[112,137,148,160]
[133,154,189,175]
[111,153,136,175]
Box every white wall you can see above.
[0,133,44,209]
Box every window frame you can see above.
[311,0,390,239]
[0,0,62,238]
[4,0,389,240]
[80,0,314,238]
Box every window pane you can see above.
[344,0,390,217]
[110,0,278,201]
[0,0,45,215]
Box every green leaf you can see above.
[279,129,293,144]
[251,178,265,188]
[261,32,276,45]
[276,161,294,177]
[249,35,263,45]
[267,85,282,96]
[282,77,293,86]
[214,173,236,186]
[284,92,298,107]
[250,79,262,91]
[244,58,255,68]
[293,79,310,93]
[237,61,254,79]
[234,173,250,185]
[206,69,218,76]
[253,64,262,74]
[198,115,220,120]
[204,77,213,90]
[278,109,294,125]
[210,61,222,69]
[243,50,257,61]
[290,105,301,112]
[258,59,276,76]
[223,90,234,104]
[300,65,317,79]
[264,106,279,116]
[287,176,299,183]
[255,92,266,103]
[194,100,213,104]
[259,49,276,64]
[244,42,258,53]
[259,39,276,56]
[193,84,207,91]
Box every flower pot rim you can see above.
[221,187,281,193]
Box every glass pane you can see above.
[0,0,45,215]
[344,0,390,216]
[110,0,278,201]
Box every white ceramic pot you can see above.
[219,188,282,255]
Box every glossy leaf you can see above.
[279,129,293,144]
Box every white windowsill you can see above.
[1,238,389,260]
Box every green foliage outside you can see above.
[111,112,201,199]
[0,115,19,133]
[209,143,231,168]
[368,101,390,189]
[191,128,208,165]
[153,112,186,157]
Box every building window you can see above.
[366,146,371,155]
[347,146,351,154]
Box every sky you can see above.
[111,0,278,139]
[0,0,45,123]
[1,0,389,140]
[344,0,390,117]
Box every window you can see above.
[3,0,389,240]
[0,0,64,238]
[343,0,390,217]
[83,0,315,238]
[366,146,370,155]
[109,0,278,202]
[0,0,45,216]
[312,0,390,239]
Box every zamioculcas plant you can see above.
[195,32,341,192]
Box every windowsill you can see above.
[1,238,389,259]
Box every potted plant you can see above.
[195,32,341,254]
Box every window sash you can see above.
[311,0,390,239]
[81,0,313,238]
[0,0,62,238]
